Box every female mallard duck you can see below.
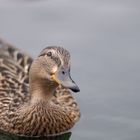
[0,39,80,136]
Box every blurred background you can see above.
[0,0,140,139]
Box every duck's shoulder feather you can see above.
[0,39,33,114]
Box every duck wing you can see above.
[0,39,33,115]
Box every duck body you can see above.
[0,39,80,136]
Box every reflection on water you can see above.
[0,131,71,140]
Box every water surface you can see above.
[0,0,140,139]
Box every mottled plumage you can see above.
[0,39,80,136]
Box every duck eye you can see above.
[62,71,65,75]
[47,51,52,57]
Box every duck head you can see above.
[29,46,80,93]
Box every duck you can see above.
[0,39,80,136]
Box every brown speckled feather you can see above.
[0,39,80,136]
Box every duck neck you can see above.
[28,59,58,104]
[29,78,57,103]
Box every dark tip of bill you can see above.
[70,86,80,93]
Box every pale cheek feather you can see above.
[52,66,58,74]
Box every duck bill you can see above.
[52,68,80,93]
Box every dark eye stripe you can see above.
[38,52,61,66]
[38,53,45,57]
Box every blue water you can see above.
[0,0,140,139]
